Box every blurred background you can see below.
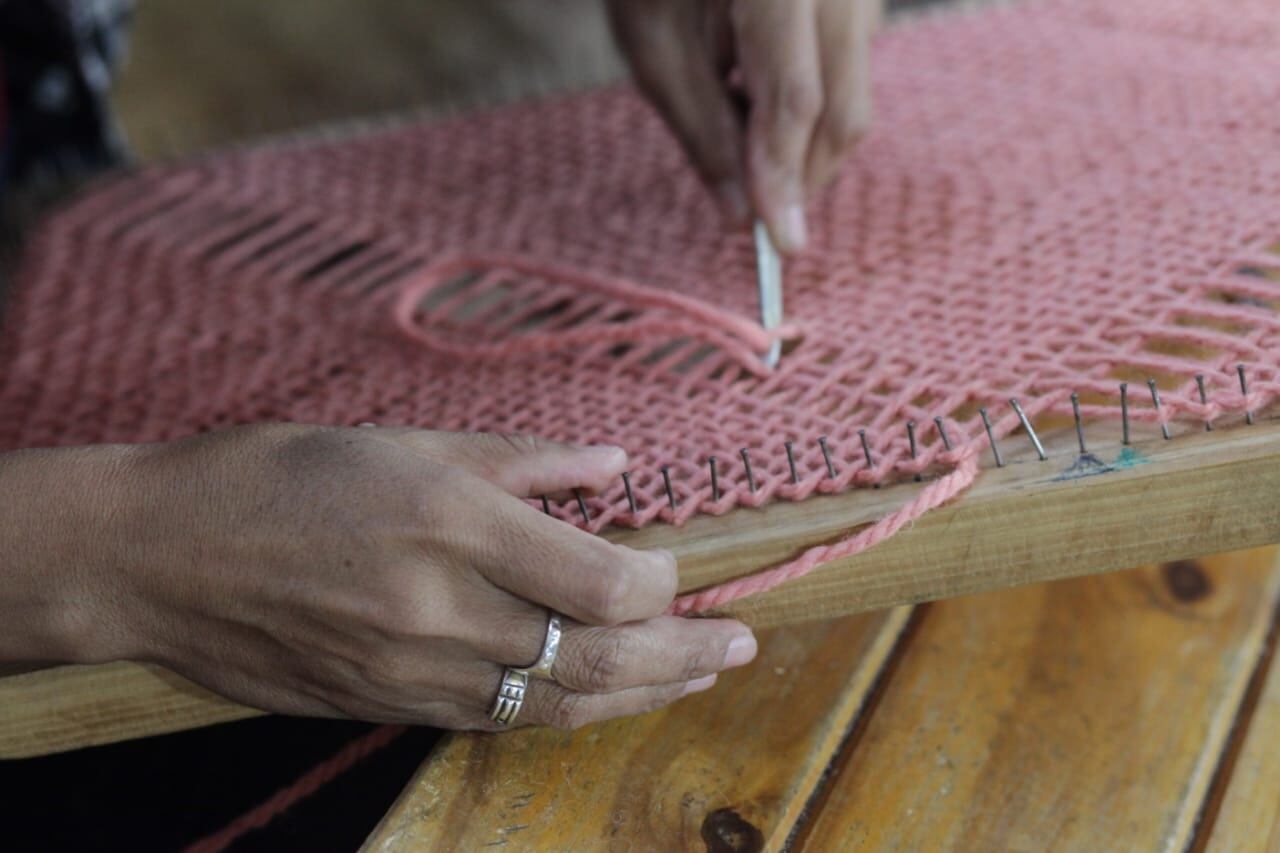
[113,0,625,158]
[0,0,626,298]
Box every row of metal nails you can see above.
[548,365,1259,523]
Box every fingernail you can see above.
[723,632,758,669]
[586,445,627,467]
[680,674,718,697]
[715,180,750,224]
[778,203,808,252]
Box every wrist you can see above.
[0,443,148,665]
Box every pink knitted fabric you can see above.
[3,0,1280,614]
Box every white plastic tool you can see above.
[752,220,784,369]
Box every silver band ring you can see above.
[489,667,529,727]
[527,613,562,681]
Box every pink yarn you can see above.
[669,454,981,615]
[184,724,407,853]
[3,0,1280,614]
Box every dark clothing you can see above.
[0,0,133,196]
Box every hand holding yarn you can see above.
[607,0,876,254]
[61,425,756,730]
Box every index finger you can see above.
[460,483,679,626]
[608,0,750,222]
[734,0,823,254]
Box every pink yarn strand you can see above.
[669,454,981,616]
[184,724,408,853]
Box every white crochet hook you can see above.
[753,220,784,369]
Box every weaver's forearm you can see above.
[0,445,139,665]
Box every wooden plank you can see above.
[1203,625,1280,850]
[363,607,913,852]
[4,418,1279,758]
[0,662,260,759]
[627,418,1280,628]
[793,548,1280,851]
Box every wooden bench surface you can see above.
[365,547,1280,850]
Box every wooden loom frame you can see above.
[3,414,1280,758]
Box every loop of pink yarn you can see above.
[668,452,982,616]
[392,252,793,374]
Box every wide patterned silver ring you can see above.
[527,613,562,681]
[489,667,529,727]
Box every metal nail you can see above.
[621,471,637,513]
[709,456,721,501]
[1120,383,1130,446]
[784,440,800,484]
[1008,398,1047,460]
[661,465,678,510]
[740,448,757,493]
[817,436,837,479]
[574,489,591,523]
[907,421,922,482]
[1071,392,1086,454]
[1147,379,1171,440]
[933,417,953,451]
[1195,374,1212,432]
[1238,364,1255,425]
[979,407,1004,467]
[858,428,879,487]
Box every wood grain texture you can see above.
[623,418,1280,628]
[0,661,260,759]
[1205,628,1280,851]
[793,548,1280,851]
[363,608,913,852]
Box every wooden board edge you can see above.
[0,661,261,759]
[624,421,1280,627]
[3,422,1277,756]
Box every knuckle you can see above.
[575,634,628,692]
[547,691,593,731]
[492,432,543,458]
[376,585,448,644]
[360,649,415,690]
[584,566,634,625]
[681,642,720,682]
[237,420,309,447]
[416,465,475,528]
[420,461,470,503]
[825,104,870,149]
[776,80,823,126]
[648,550,680,602]
[267,423,359,467]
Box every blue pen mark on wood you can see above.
[1113,446,1151,470]
[1053,452,1114,481]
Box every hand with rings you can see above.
[52,425,758,731]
